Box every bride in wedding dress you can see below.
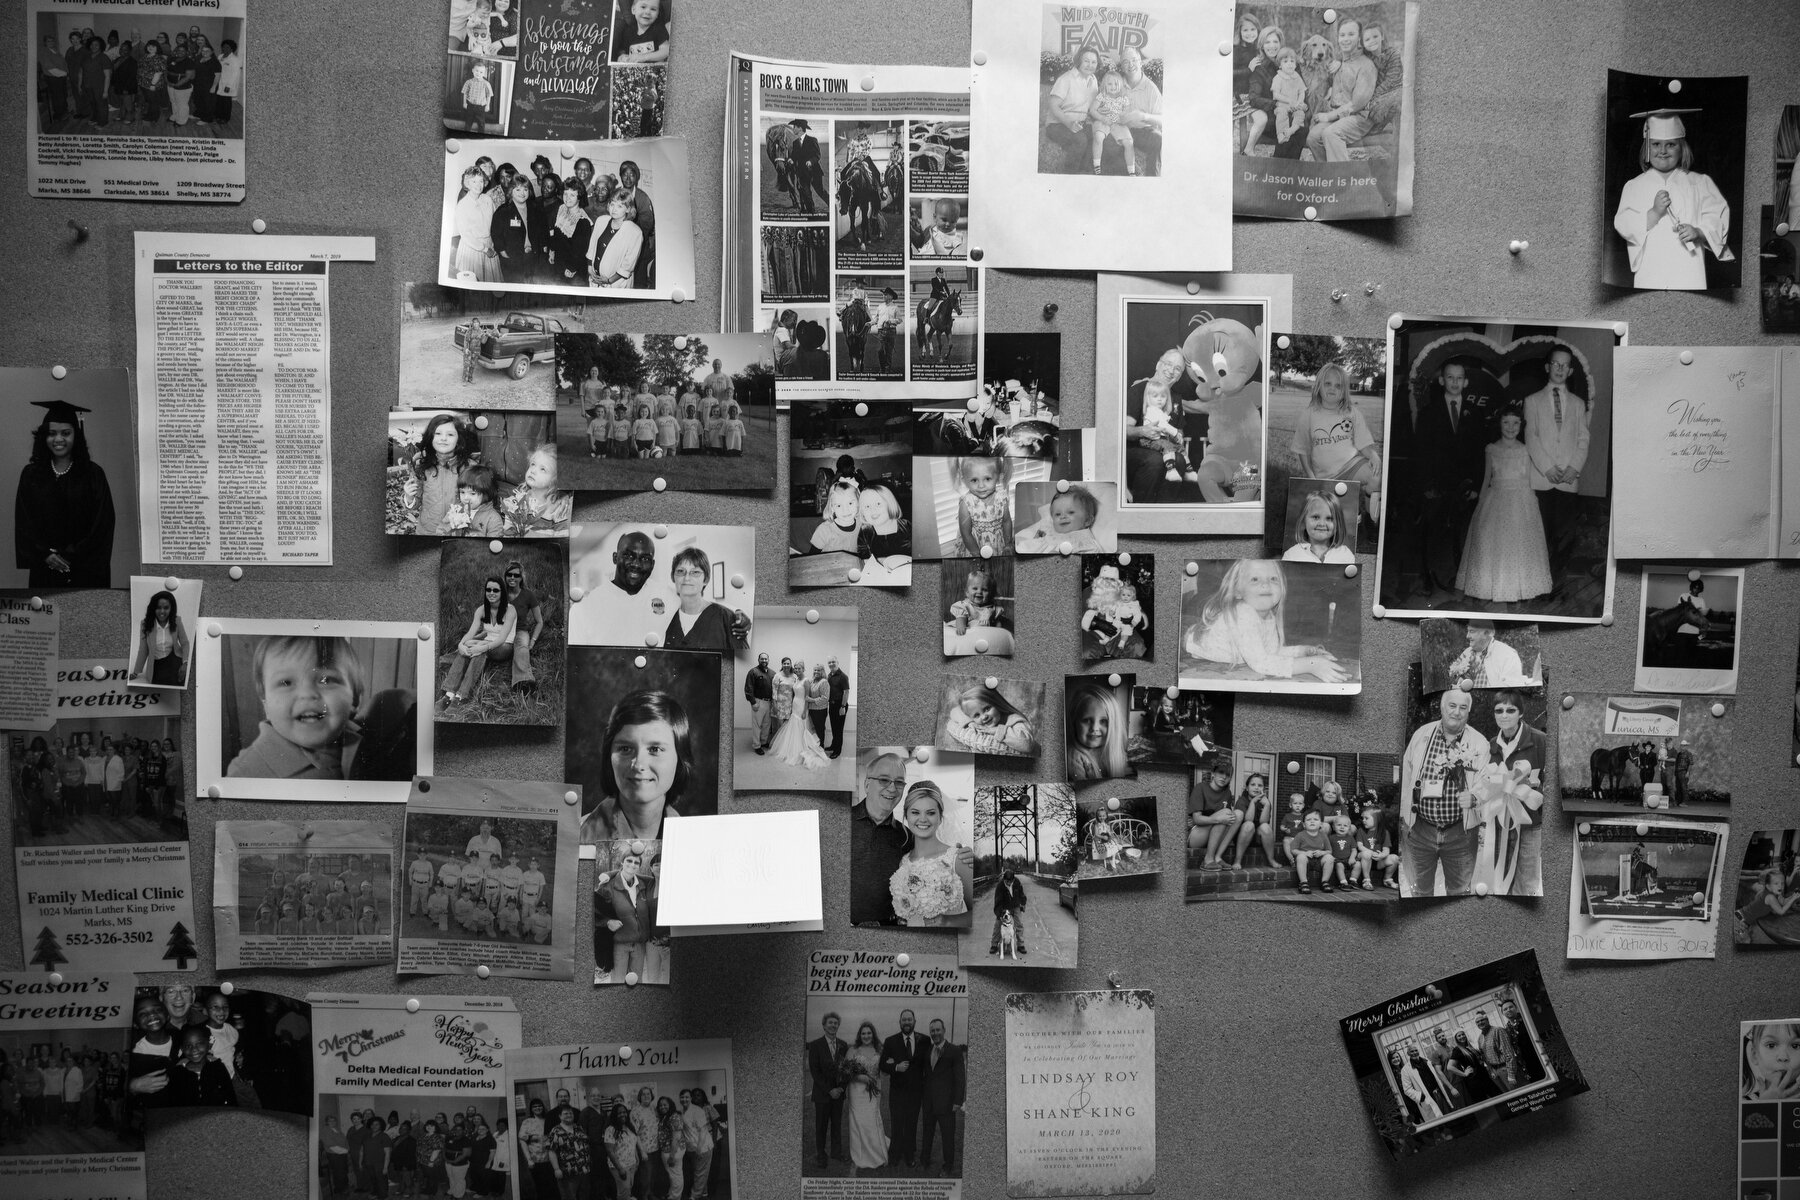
[771,660,831,769]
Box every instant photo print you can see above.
[1178,557,1362,695]
[851,745,977,929]
[1264,333,1389,554]
[1127,685,1234,768]
[1568,817,1725,960]
[961,782,1079,968]
[1634,566,1741,695]
[1557,692,1731,815]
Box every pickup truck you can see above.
[453,312,568,379]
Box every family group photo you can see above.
[787,403,914,587]
[130,983,313,1114]
[1370,982,1557,1136]
[234,837,393,942]
[963,782,1080,968]
[511,1065,732,1200]
[1263,333,1387,555]
[1126,685,1232,767]
[850,746,976,929]
[9,713,185,848]
[3,375,139,591]
[435,540,566,727]
[385,409,574,539]
[1557,693,1732,814]
[400,812,561,947]
[1179,558,1364,694]
[732,607,857,793]
[1374,319,1619,622]
[1037,5,1166,177]
[566,521,755,654]
[34,13,246,139]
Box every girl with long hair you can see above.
[129,589,190,686]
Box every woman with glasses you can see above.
[501,560,545,695]
[439,574,517,709]
[659,546,749,653]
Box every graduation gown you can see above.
[1613,168,1730,290]
[15,459,115,587]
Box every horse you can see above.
[839,297,871,373]
[883,158,904,210]
[1589,746,1635,799]
[1643,598,1710,663]
[836,157,884,249]
[765,123,823,213]
[916,290,962,362]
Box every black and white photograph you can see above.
[934,674,1044,760]
[1012,480,1119,554]
[763,304,834,383]
[31,3,247,140]
[553,331,778,492]
[2,369,139,591]
[1373,317,1621,622]
[1127,685,1233,768]
[1064,674,1136,784]
[851,746,976,928]
[907,264,980,384]
[437,136,694,301]
[1419,618,1543,692]
[760,115,831,222]
[1033,5,1166,177]
[593,833,669,987]
[907,196,966,260]
[907,118,969,192]
[1734,829,1800,947]
[911,331,1062,459]
[195,619,434,804]
[1575,820,1722,922]
[733,606,857,794]
[1073,793,1161,888]
[386,409,574,539]
[962,783,1079,968]
[314,1092,509,1199]
[442,51,512,134]
[0,990,140,1163]
[1179,558,1362,695]
[7,709,185,847]
[1557,692,1732,815]
[1401,668,1548,899]
[125,575,198,691]
[833,277,907,382]
[213,819,395,971]
[910,455,1052,560]
[434,539,566,727]
[761,226,831,301]
[1266,477,1362,565]
[130,983,313,1114]
[1635,566,1741,695]
[398,285,584,411]
[1264,334,1387,554]
[1079,553,1152,664]
[399,777,577,979]
[565,645,721,856]
[834,121,906,268]
[1340,950,1586,1159]
[788,402,914,588]
[941,556,1015,658]
[1759,205,1800,334]
[1604,70,1747,291]
[568,521,756,653]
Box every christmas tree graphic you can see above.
[161,922,196,970]
[30,926,66,972]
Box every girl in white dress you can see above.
[888,782,971,926]
[844,1022,889,1172]
[1455,408,1552,602]
[452,166,501,283]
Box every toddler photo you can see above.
[933,674,1044,759]
[1013,481,1119,555]
[942,557,1015,658]
[1079,553,1152,663]
[1179,558,1362,695]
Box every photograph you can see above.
[237,832,392,941]
[315,1092,509,1198]
[907,118,969,192]
[386,409,573,538]
[963,782,1079,968]
[761,226,831,301]
[1127,685,1233,768]
[1079,553,1152,664]
[129,983,312,1114]
[1734,829,1800,946]
[125,575,198,691]
[1264,334,1387,554]
[1604,70,1747,291]
[733,606,857,794]
[1759,205,1800,334]
[1035,6,1166,177]
[1230,2,1417,219]
[33,11,247,139]
[0,1019,139,1158]
[1635,566,1741,695]
[215,819,394,970]
[438,136,693,300]
[442,52,513,134]
[907,264,980,384]
[834,276,907,381]
[593,833,668,987]
[1072,792,1161,888]
[609,0,672,65]
[941,556,1015,658]
[552,331,777,492]
[907,196,966,260]
[763,304,833,382]
[851,746,976,928]
[398,284,584,411]
[1557,693,1732,815]
[1,369,140,591]
[1419,618,1543,692]
[914,378,1060,461]
[834,121,906,268]
[1186,748,1400,904]
[1179,558,1362,695]
[9,709,187,848]
[760,115,831,222]
[911,455,1053,560]
[1341,950,1585,1159]
[788,402,914,588]
[1064,674,1136,784]
[933,674,1044,760]
[400,810,561,947]
[1373,317,1621,622]
[1012,481,1119,554]
[196,619,433,804]
[434,539,566,727]
[1266,477,1362,564]
[565,646,721,856]
[1575,820,1722,921]
[568,522,756,653]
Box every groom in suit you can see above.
[1523,344,1590,584]
[1412,358,1492,597]
[826,658,851,758]
[806,1012,847,1168]
[879,1009,929,1168]
[919,1018,965,1177]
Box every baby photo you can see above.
[1266,478,1361,564]
[1127,685,1234,768]
[386,408,573,538]
[1557,693,1732,815]
[434,539,566,727]
[787,401,914,587]
[1079,553,1152,664]
[1263,335,1387,553]
[1735,829,1800,947]
[126,575,200,691]
[1635,566,1742,695]
[1419,618,1544,692]
[1013,481,1119,555]
[196,619,434,804]
[941,556,1015,658]
[911,196,968,258]
[850,745,976,928]
[733,606,858,794]
[933,674,1045,760]
[911,454,1052,560]
[1072,794,1161,888]
[566,521,756,654]
[1064,674,1136,784]
[961,782,1078,968]
[1178,558,1363,695]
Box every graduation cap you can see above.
[31,399,90,426]
[1629,107,1700,140]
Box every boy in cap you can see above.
[1612,107,1733,289]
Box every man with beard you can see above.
[878,1009,929,1168]
[1476,1009,1519,1093]
[1399,687,1489,896]
[1499,999,1542,1086]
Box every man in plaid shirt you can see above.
[1399,687,1490,896]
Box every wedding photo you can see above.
[1635,566,1741,695]
[788,401,914,587]
[1064,674,1136,784]
[1734,828,1800,946]
[940,557,1015,658]
[1073,793,1161,888]
[1127,686,1233,767]
[434,539,566,727]
[1078,553,1152,664]
[1264,333,1387,553]
[732,606,857,793]
[1179,558,1363,695]
[850,746,976,928]
[961,782,1080,968]
[1419,618,1543,692]
[566,521,756,654]
[1557,693,1732,815]
[933,674,1044,760]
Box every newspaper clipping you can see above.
[0,597,60,732]
[213,820,396,971]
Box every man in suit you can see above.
[806,1012,847,1168]
[826,658,851,757]
[988,868,1028,957]
[603,852,655,982]
[919,1018,965,1176]
[1522,344,1590,582]
[745,653,775,753]
[1411,358,1491,597]
[879,1009,929,1168]
[787,119,825,214]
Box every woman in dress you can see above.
[769,659,831,769]
[844,1021,889,1174]
[661,547,748,652]
[1043,46,1101,169]
[490,178,541,284]
[452,166,502,283]
[547,182,593,286]
[888,781,973,927]
[412,413,480,536]
[1455,406,1552,602]
[14,399,116,587]
[589,195,644,289]
[129,589,190,687]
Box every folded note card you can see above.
[657,810,823,929]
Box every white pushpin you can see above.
[1323,7,1338,20]
[1457,676,1474,692]
[895,953,911,967]
[1344,564,1358,579]
[730,573,746,589]
[1286,760,1300,773]
[1667,79,1682,94]
[1711,702,1726,718]
[49,973,63,985]
[1118,552,1131,565]
[229,566,244,580]
[860,76,875,91]
[625,971,640,987]
[848,568,862,583]
[417,625,432,641]
[855,403,869,417]
[251,218,267,234]
[564,790,579,805]
[1184,561,1198,576]
[644,632,659,647]
[670,289,687,305]
[974,639,990,654]
[1387,314,1404,330]
[208,622,223,637]
[570,587,586,602]
[51,365,67,380]
[28,596,43,610]
[913,747,931,762]
[806,609,821,624]
[1679,350,1694,366]
[1474,882,1489,897]
[1509,239,1528,255]
[1277,335,1291,350]
[560,143,575,159]
[1779,222,1792,237]
[1165,686,1179,699]
[1371,604,1386,618]
[1612,322,1629,338]
[966,397,982,413]
[1692,891,1707,905]
[476,965,491,980]
[164,576,181,591]
[445,139,462,154]
[1637,823,1650,836]
[474,415,489,430]
[1578,823,1591,835]
[1108,673,1121,687]
[90,664,107,680]
[1333,482,1348,496]
[1059,541,1073,556]
[980,544,994,559]
[653,477,667,492]
[1056,480,1070,493]
[1303,206,1318,221]
[1217,41,1231,55]
[972,51,987,66]
[1185,281,1200,295]
[220,981,234,995]
[634,655,647,668]
[653,525,668,539]
[1106,797,1120,811]
[406,999,421,1013]
[1562,694,1575,709]
[674,336,688,350]
[1688,568,1702,581]
[619,1044,633,1058]
[985,675,1000,689]
[1600,613,1614,627]
[489,539,504,554]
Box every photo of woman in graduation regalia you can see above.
[12,397,118,588]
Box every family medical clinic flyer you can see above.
[306,994,522,1200]
[0,973,145,1200]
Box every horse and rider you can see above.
[766,117,827,214]
[916,268,962,363]
[836,123,887,248]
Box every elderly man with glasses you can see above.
[851,751,974,925]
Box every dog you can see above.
[997,909,1019,959]
[1298,34,1336,116]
